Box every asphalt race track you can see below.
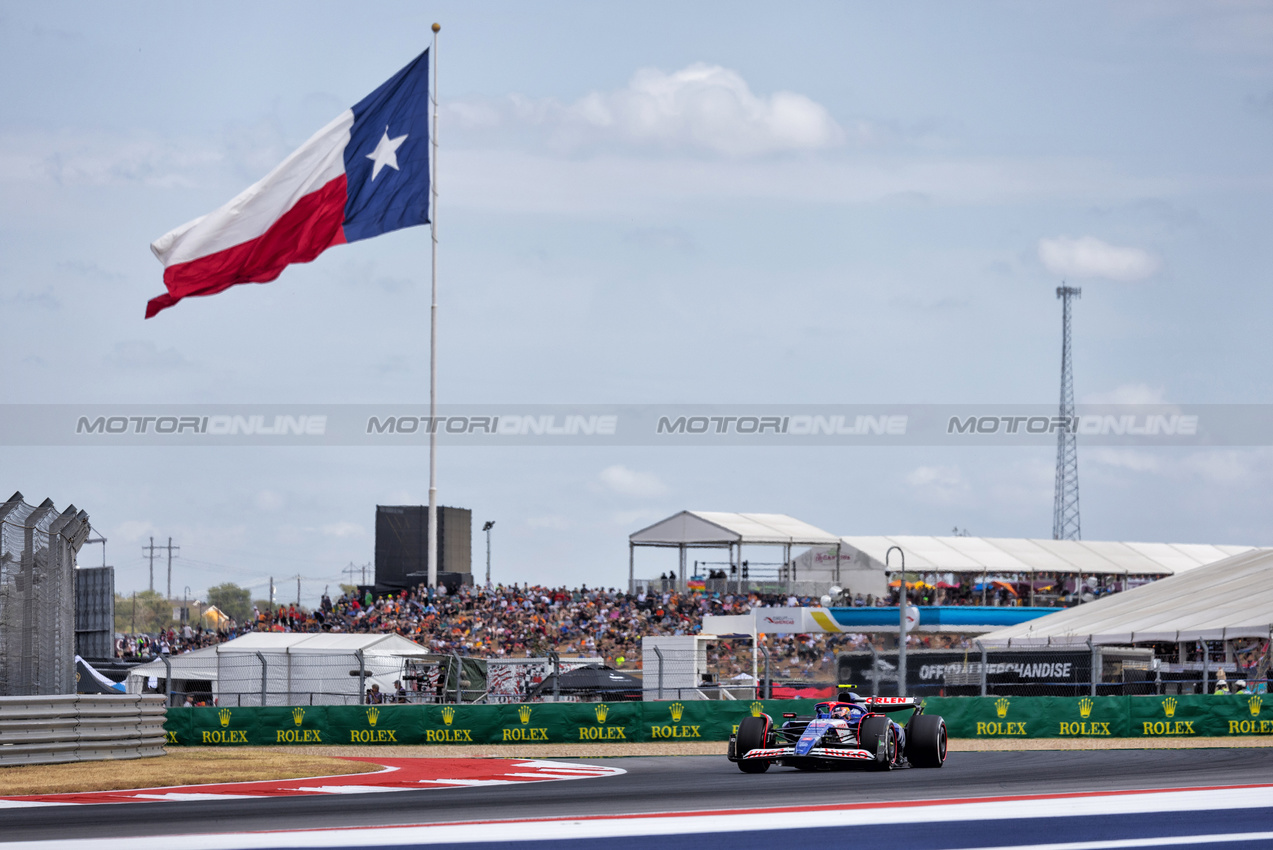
[3,749,1273,843]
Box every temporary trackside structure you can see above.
[978,548,1273,647]
[127,632,432,705]
[790,535,1264,603]
[629,511,840,593]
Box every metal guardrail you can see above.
[0,694,167,765]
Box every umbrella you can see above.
[528,664,643,700]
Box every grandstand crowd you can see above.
[114,582,969,681]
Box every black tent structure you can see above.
[528,664,643,702]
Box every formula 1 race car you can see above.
[728,692,947,773]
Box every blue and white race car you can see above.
[728,692,947,773]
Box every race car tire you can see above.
[857,715,895,770]
[906,714,947,768]
[735,715,771,774]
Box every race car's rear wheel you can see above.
[857,715,895,770]
[735,715,771,774]
[906,714,947,767]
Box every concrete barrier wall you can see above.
[0,694,167,765]
[163,694,1272,746]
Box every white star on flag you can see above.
[366,126,408,180]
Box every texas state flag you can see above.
[146,50,430,318]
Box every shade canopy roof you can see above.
[630,511,840,547]
[209,632,429,654]
[831,535,1260,577]
[979,548,1273,646]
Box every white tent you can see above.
[126,632,431,705]
[629,510,840,591]
[979,548,1273,647]
[789,535,1264,600]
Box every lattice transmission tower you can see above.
[1053,285,1082,540]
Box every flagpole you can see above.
[427,22,440,590]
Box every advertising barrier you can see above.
[166,695,1272,746]
[170,699,817,746]
[923,694,1272,739]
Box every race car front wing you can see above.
[737,745,875,762]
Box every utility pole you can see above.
[296,575,301,606]
[1053,285,1082,540]
[483,521,495,587]
[269,576,275,610]
[143,537,158,593]
[164,537,180,600]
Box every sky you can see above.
[2,1,1272,606]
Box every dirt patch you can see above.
[0,749,377,796]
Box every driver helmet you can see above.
[831,704,851,719]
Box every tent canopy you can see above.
[820,535,1261,577]
[630,511,840,546]
[979,548,1273,647]
[209,632,429,655]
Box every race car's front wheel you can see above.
[858,715,896,770]
[906,714,947,767]
[735,715,771,774]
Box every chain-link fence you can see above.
[0,492,91,696]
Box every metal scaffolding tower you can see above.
[1053,285,1082,540]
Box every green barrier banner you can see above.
[164,695,1273,744]
[924,696,1132,740]
[187,705,261,746]
[420,703,502,744]
[163,703,192,746]
[321,705,424,745]
[1130,693,1273,738]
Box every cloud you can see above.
[1087,448,1163,473]
[502,63,843,157]
[904,465,970,505]
[253,490,284,511]
[598,464,669,499]
[114,519,157,543]
[1082,383,1167,405]
[321,521,364,538]
[105,340,187,369]
[525,515,571,530]
[0,287,60,310]
[623,226,697,254]
[1038,235,1160,282]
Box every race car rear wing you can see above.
[861,696,924,713]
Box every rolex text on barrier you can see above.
[164,696,1270,744]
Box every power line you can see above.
[142,537,158,593]
[164,537,180,600]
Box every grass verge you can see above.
[0,749,378,796]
